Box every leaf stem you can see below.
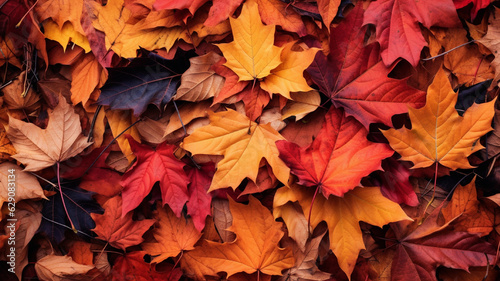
[57,162,77,233]
[307,184,321,236]
[421,40,476,61]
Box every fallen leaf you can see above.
[260,42,319,99]
[277,107,393,197]
[141,203,201,263]
[363,0,461,66]
[0,162,47,207]
[307,4,425,128]
[70,52,107,105]
[35,254,94,281]
[182,109,290,191]
[181,196,294,279]
[106,109,141,164]
[111,251,183,281]
[256,0,307,36]
[42,20,91,53]
[120,136,189,217]
[186,162,215,232]
[216,0,283,81]
[382,68,496,170]
[281,91,321,121]
[274,183,410,278]
[442,177,494,236]
[91,196,155,250]
[6,94,91,171]
[175,52,225,102]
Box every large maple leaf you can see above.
[120,136,189,217]
[181,196,294,279]
[216,0,283,81]
[363,0,461,67]
[307,4,425,128]
[91,196,155,251]
[274,183,410,279]
[277,107,393,197]
[6,95,91,171]
[141,203,202,264]
[382,69,496,170]
[182,109,290,191]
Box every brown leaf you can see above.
[175,52,225,102]
[35,254,94,281]
[0,163,47,206]
[6,94,91,171]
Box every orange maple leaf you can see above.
[274,183,410,279]
[142,203,202,264]
[181,196,294,279]
[382,69,496,170]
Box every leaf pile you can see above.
[2,0,500,280]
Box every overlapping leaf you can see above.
[307,4,426,128]
[382,69,496,170]
[277,107,393,197]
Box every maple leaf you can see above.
[216,0,283,81]
[454,0,491,20]
[70,52,107,105]
[6,95,91,171]
[181,196,294,279]
[186,162,215,231]
[317,0,340,32]
[98,52,182,116]
[382,69,496,170]
[260,42,319,99]
[478,7,500,87]
[91,196,155,251]
[255,0,307,36]
[277,107,393,197]
[35,0,85,34]
[388,211,497,281]
[120,136,189,217]
[42,20,91,53]
[279,229,331,281]
[0,162,47,206]
[274,183,410,278]
[35,254,94,281]
[363,0,461,67]
[90,0,131,53]
[141,203,202,263]
[307,4,425,128]
[175,52,225,102]
[106,109,142,164]
[441,177,494,236]
[111,251,183,281]
[182,109,290,192]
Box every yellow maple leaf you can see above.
[181,196,294,279]
[274,183,410,279]
[181,109,290,191]
[260,42,319,99]
[43,20,91,53]
[382,69,495,170]
[216,0,283,81]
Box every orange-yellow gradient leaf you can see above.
[216,0,283,81]
[274,184,410,279]
[181,109,290,191]
[142,203,201,264]
[181,196,294,279]
[260,42,319,99]
[382,69,495,170]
